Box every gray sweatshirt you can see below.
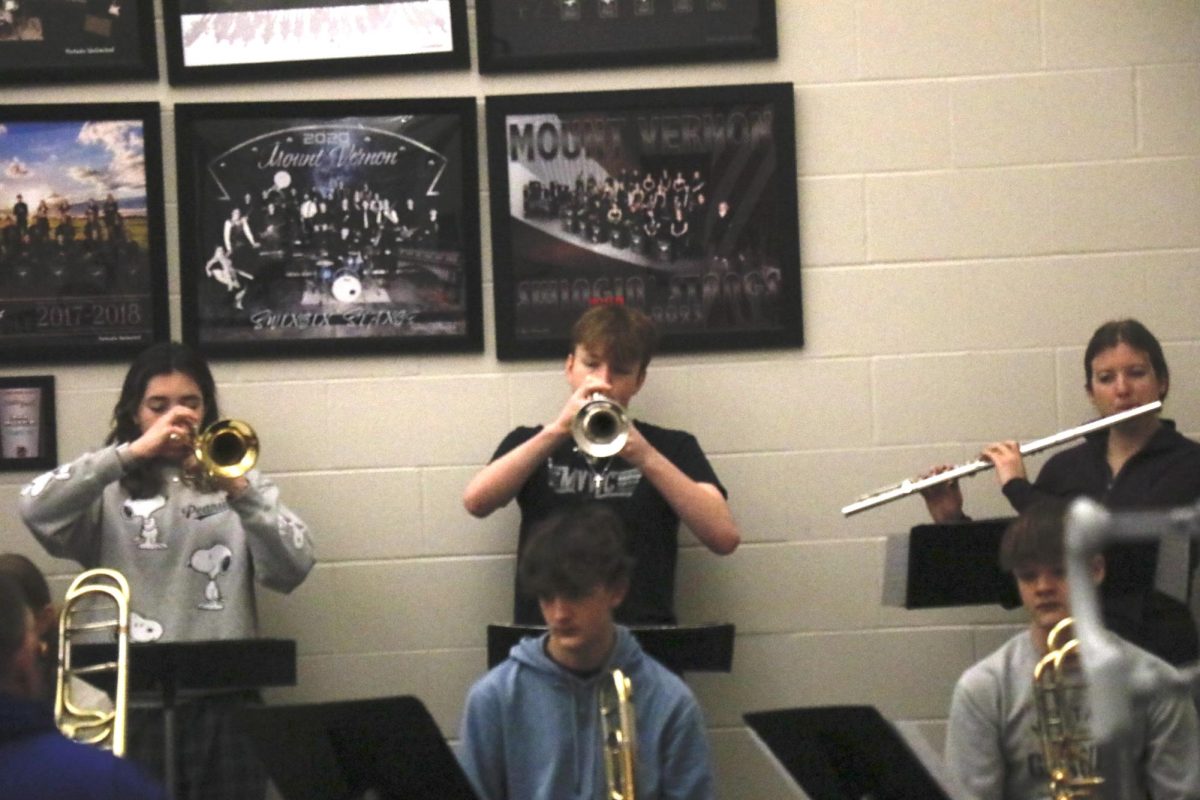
[945,629,1200,800]
[18,443,315,644]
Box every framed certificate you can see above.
[175,98,483,358]
[0,375,56,471]
[0,0,157,84]
[0,103,169,362]
[486,83,801,359]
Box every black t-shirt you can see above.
[493,421,725,625]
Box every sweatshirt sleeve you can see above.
[458,678,508,800]
[227,470,315,594]
[17,446,124,567]
[1142,674,1200,799]
[660,698,715,800]
[944,672,1005,800]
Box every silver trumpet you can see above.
[841,400,1162,517]
[572,394,630,459]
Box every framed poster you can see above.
[175,98,483,358]
[486,82,801,360]
[477,0,776,73]
[0,103,169,363]
[162,0,469,85]
[0,0,157,84]
[0,375,56,471]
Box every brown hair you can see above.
[998,500,1070,572]
[570,305,659,374]
[518,504,634,600]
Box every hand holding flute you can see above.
[920,441,1025,522]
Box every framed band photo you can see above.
[175,98,483,358]
[485,82,801,360]
[477,0,776,74]
[0,103,169,363]
[0,0,157,85]
[0,375,56,471]
[161,0,469,85]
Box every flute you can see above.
[840,400,1163,517]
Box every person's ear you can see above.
[607,580,629,610]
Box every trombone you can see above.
[55,568,130,756]
[841,401,1162,517]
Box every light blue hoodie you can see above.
[458,625,714,800]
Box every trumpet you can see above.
[55,568,130,756]
[572,394,630,459]
[840,401,1162,517]
[1033,617,1103,799]
[193,418,259,481]
[599,668,637,800]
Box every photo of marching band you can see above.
[488,83,800,358]
[0,112,165,359]
[176,104,480,355]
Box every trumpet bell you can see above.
[195,419,259,480]
[572,395,629,459]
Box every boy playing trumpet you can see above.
[463,304,739,625]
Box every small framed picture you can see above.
[0,375,56,471]
[175,97,483,358]
[0,0,157,85]
[162,0,470,85]
[477,0,776,73]
[486,82,802,360]
[0,103,170,363]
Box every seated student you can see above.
[944,502,1200,800]
[0,574,166,800]
[0,552,111,713]
[463,304,739,626]
[457,504,714,800]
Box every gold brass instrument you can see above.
[841,400,1162,516]
[1033,617,1103,800]
[194,418,259,481]
[599,668,637,800]
[573,394,630,459]
[55,568,131,756]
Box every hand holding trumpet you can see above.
[126,407,255,497]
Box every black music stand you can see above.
[744,706,959,800]
[486,623,735,674]
[236,696,479,800]
[882,519,1020,609]
[74,638,297,800]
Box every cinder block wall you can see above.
[1,2,1198,796]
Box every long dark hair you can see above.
[1083,319,1169,400]
[106,341,220,497]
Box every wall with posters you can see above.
[0,2,1199,798]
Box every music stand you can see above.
[486,623,735,674]
[236,696,479,800]
[882,519,1020,609]
[73,638,297,800]
[744,706,959,800]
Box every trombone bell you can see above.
[572,395,630,459]
[195,419,258,480]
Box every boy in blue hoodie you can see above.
[457,504,714,800]
[0,573,166,800]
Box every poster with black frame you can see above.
[0,375,56,471]
[0,103,169,363]
[477,0,776,74]
[161,0,469,85]
[486,82,801,360]
[175,98,483,358]
[0,0,156,84]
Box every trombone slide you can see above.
[840,400,1162,517]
